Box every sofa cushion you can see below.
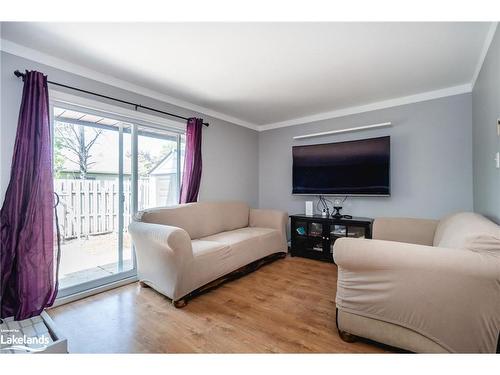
[433,212,500,249]
[136,201,250,239]
[201,227,276,245]
[191,240,229,257]
[187,227,284,292]
[202,227,284,264]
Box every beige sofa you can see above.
[334,212,500,353]
[129,201,288,306]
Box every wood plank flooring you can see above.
[48,256,388,353]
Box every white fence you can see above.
[54,178,151,240]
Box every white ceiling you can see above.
[0,22,494,129]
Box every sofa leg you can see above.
[139,281,150,288]
[173,299,188,308]
[338,330,358,343]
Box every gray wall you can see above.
[0,50,480,223]
[472,28,500,223]
[0,51,259,207]
[259,94,474,220]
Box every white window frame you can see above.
[49,89,186,301]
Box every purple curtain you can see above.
[0,70,57,320]
[179,118,203,204]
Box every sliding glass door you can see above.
[52,104,184,297]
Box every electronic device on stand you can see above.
[317,196,351,219]
[317,196,330,217]
[331,197,352,219]
[332,205,343,218]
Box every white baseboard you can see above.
[50,276,138,308]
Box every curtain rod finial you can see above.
[14,70,25,79]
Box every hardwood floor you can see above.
[48,256,388,353]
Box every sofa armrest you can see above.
[249,208,287,232]
[373,217,439,245]
[334,237,500,353]
[249,208,288,250]
[128,221,193,300]
[129,221,193,257]
[334,237,499,276]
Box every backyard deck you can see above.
[58,232,133,290]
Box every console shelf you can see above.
[290,214,373,263]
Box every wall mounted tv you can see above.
[292,136,390,196]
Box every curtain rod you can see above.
[13,70,209,127]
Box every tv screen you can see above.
[292,136,390,196]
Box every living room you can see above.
[1,1,500,373]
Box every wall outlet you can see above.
[495,152,500,169]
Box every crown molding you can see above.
[0,39,260,131]
[258,83,472,131]
[471,22,498,89]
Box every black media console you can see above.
[290,214,373,263]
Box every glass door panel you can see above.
[308,222,323,237]
[331,224,347,237]
[137,127,182,210]
[294,221,308,237]
[330,224,347,254]
[309,237,324,252]
[53,107,133,295]
[347,226,366,238]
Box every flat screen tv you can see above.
[292,136,390,196]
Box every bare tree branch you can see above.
[54,122,103,179]
[85,129,103,152]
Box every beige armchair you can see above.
[334,212,500,353]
